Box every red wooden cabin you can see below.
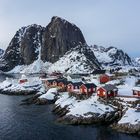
[67,82,83,92]
[99,74,110,84]
[132,87,140,97]
[19,75,28,84]
[19,79,28,84]
[80,83,97,94]
[97,84,118,98]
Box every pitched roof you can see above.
[47,79,57,83]
[132,86,140,91]
[102,84,118,91]
[68,74,81,79]
[71,82,83,87]
[91,70,106,75]
[57,78,67,84]
[82,83,97,88]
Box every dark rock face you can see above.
[0,48,4,58]
[106,46,132,66]
[0,16,87,71]
[41,16,86,63]
[0,24,45,71]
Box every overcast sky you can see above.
[0,0,140,57]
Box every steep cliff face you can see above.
[41,16,86,63]
[0,16,87,72]
[0,48,4,58]
[90,45,133,66]
[0,24,44,71]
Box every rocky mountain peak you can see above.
[41,16,86,63]
[0,24,45,71]
[90,45,133,66]
[0,16,87,72]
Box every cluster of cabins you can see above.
[41,73,119,98]
[19,70,140,98]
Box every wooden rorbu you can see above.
[67,82,83,92]
[19,74,28,84]
[132,87,140,97]
[97,84,118,98]
[80,83,97,94]
[99,74,110,84]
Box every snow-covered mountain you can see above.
[9,45,101,74]
[135,58,140,65]
[0,16,86,72]
[1,16,138,74]
[0,48,4,58]
[48,45,101,74]
[90,45,133,67]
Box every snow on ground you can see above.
[118,108,140,125]
[56,93,114,118]
[39,88,57,100]
[0,76,42,92]
[0,79,12,89]
[107,79,121,85]
[8,59,51,74]
[21,77,42,88]
[3,83,27,91]
[117,76,136,96]
[48,51,93,74]
[116,97,139,102]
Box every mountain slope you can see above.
[0,16,87,72]
[90,45,133,66]
[48,45,101,74]
[0,24,44,71]
[0,48,4,58]
[41,16,86,63]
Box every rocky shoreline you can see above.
[1,85,140,136]
[0,89,37,95]
[111,122,140,135]
[20,92,58,105]
[52,104,121,125]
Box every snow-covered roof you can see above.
[98,84,118,91]
[21,74,27,79]
[132,86,140,91]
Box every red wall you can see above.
[80,85,88,94]
[133,90,140,97]
[97,88,106,97]
[100,75,110,84]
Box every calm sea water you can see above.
[0,74,139,140]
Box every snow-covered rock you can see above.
[55,93,114,118]
[118,108,140,125]
[8,59,51,73]
[48,45,101,74]
[0,77,42,95]
[90,45,133,67]
[39,88,58,100]
[112,108,140,135]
